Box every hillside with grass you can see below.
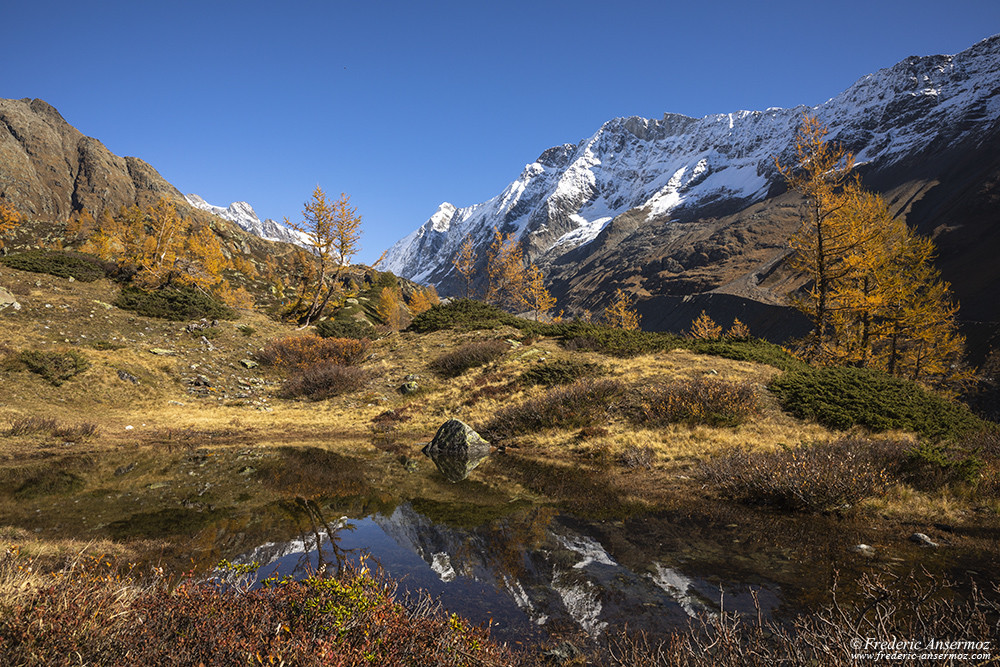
[1,247,998,663]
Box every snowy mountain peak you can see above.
[382,34,1000,295]
[185,194,307,247]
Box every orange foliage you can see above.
[257,335,371,369]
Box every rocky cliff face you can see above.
[0,98,185,220]
[383,35,1000,338]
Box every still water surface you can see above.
[224,502,780,643]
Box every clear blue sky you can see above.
[4,1,998,263]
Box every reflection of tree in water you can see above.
[287,496,357,577]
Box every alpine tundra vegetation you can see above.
[1,32,999,667]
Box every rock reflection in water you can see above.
[227,501,780,643]
[421,446,490,482]
[421,419,491,482]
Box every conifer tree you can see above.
[377,286,405,330]
[777,116,965,384]
[452,234,477,298]
[485,228,529,311]
[689,311,723,340]
[775,114,857,360]
[726,318,751,341]
[604,288,641,330]
[0,200,21,251]
[523,263,556,321]
[287,187,363,325]
[407,286,439,315]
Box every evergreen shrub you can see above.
[114,285,237,321]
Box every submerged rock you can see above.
[421,419,491,482]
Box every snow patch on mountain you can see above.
[383,35,1000,288]
[186,194,307,247]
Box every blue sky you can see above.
[4,1,998,263]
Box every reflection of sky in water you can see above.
[230,504,781,644]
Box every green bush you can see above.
[114,285,237,321]
[0,250,111,282]
[18,349,90,385]
[409,299,524,333]
[430,340,509,377]
[631,377,760,428]
[905,442,985,489]
[521,358,601,386]
[686,339,807,372]
[482,379,624,441]
[701,437,899,512]
[556,323,684,357]
[315,319,377,340]
[768,366,986,441]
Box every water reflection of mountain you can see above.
[228,502,779,642]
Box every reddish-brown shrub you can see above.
[257,335,370,369]
[0,553,524,666]
[482,379,624,441]
[279,362,367,400]
[430,339,509,377]
[632,377,759,427]
[700,437,900,512]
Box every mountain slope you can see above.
[0,98,186,220]
[383,35,1000,337]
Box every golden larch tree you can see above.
[452,234,477,298]
[689,311,723,340]
[604,288,641,330]
[485,227,529,311]
[523,263,556,321]
[287,187,363,325]
[776,114,857,360]
[407,286,439,315]
[0,200,22,250]
[725,318,751,340]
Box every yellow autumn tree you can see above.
[407,286,439,315]
[287,187,363,325]
[0,201,22,251]
[452,234,477,298]
[485,227,529,311]
[777,117,965,384]
[65,208,96,244]
[689,310,723,340]
[377,286,406,330]
[726,318,751,340]
[523,263,556,321]
[604,288,641,330]
[775,114,858,360]
[81,198,254,307]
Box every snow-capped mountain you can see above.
[186,194,307,247]
[382,35,1000,327]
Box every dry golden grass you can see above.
[1,261,995,553]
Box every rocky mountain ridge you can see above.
[185,194,307,247]
[382,35,1000,342]
[0,98,189,220]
